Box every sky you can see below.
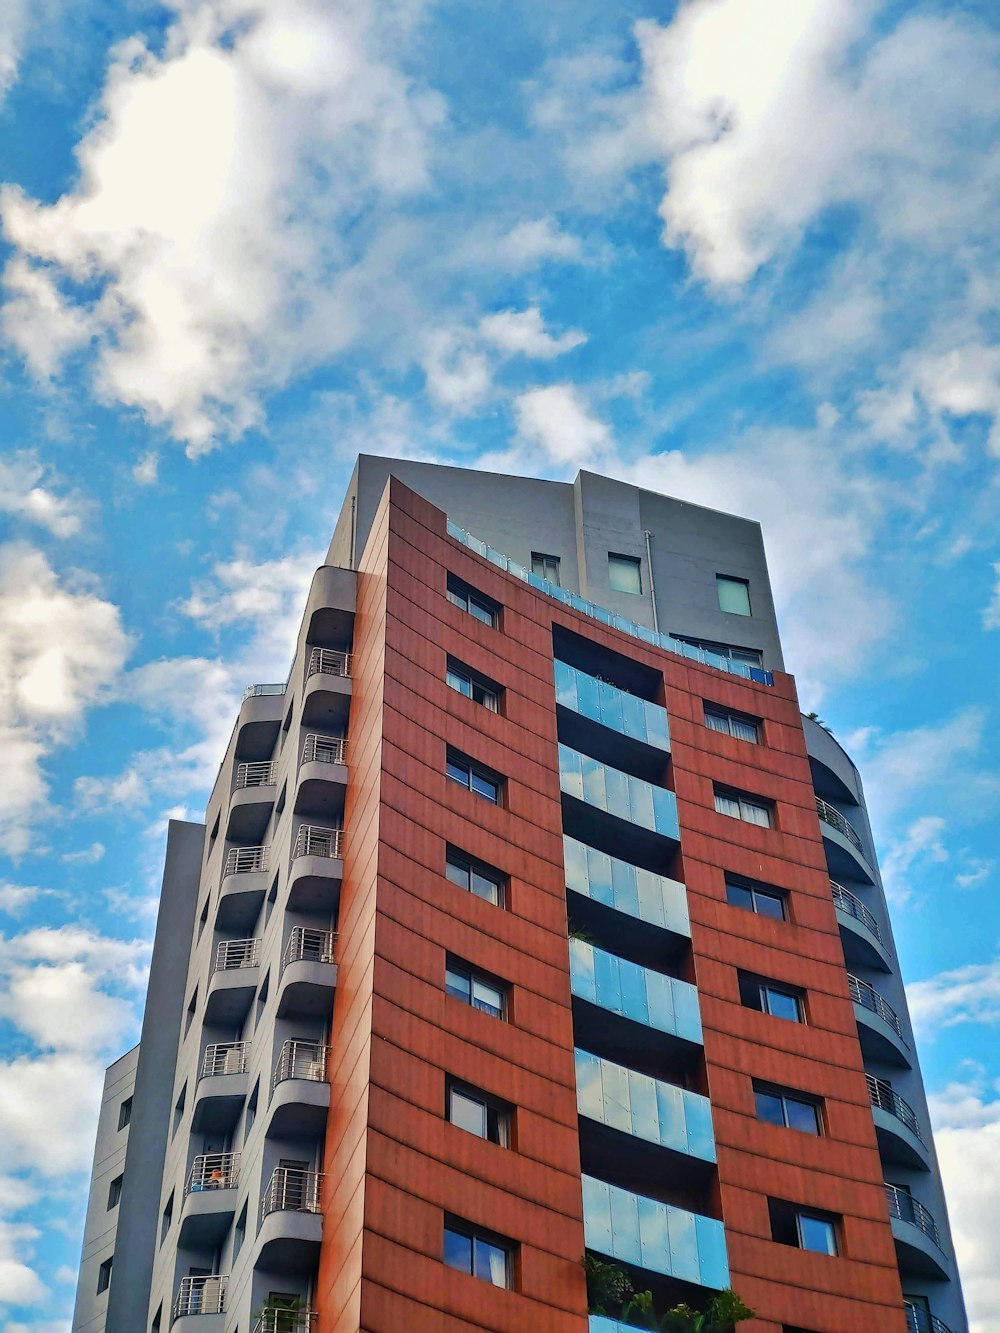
[0,0,997,1328]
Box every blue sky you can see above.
[0,0,998,1328]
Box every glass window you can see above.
[446,752,501,804]
[726,879,786,920]
[118,1097,133,1131]
[705,706,760,743]
[448,1083,511,1146]
[444,1221,512,1288]
[785,1097,822,1135]
[472,976,504,1017]
[763,986,802,1023]
[447,575,499,628]
[714,791,741,819]
[715,787,773,828]
[755,1085,821,1134]
[531,552,561,585]
[725,882,755,912]
[798,1213,838,1256]
[673,635,763,667]
[717,575,751,616]
[754,1090,785,1127]
[444,847,506,906]
[770,1199,839,1255]
[608,553,642,595]
[446,958,506,1019]
[447,661,500,712]
[97,1257,113,1294]
[107,1175,123,1209]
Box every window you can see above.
[160,1191,174,1244]
[234,1202,248,1259]
[184,986,198,1037]
[446,751,502,805]
[717,574,751,616]
[245,1080,259,1138]
[608,552,642,595]
[739,973,804,1023]
[714,786,773,828]
[725,877,786,921]
[445,847,505,907]
[447,1080,511,1146]
[96,1256,113,1294]
[255,973,270,1030]
[531,552,561,585]
[107,1175,123,1209]
[447,574,499,628]
[673,635,763,668]
[705,705,760,744]
[118,1097,133,1131]
[446,659,501,712]
[172,1083,187,1137]
[443,1217,513,1288]
[446,957,507,1019]
[754,1083,822,1135]
[197,894,210,939]
[769,1199,839,1256]
[150,1304,162,1333]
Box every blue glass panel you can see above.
[582,753,606,809]
[570,594,590,615]
[602,1059,631,1133]
[672,979,703,1044]
[553,659,575,709]
[666,1205,700,1284]
[655,1079,686,1154]
[589,1319,622,1333]
[563,836,587,895]
[636,868,666,930]
[582,1175,613,1255]
[559,745,584,800]
[611,857,640,919]
[549,585,572,604]
[598,681,624,734]
[527,572,548,592]
[638,1192,668,1272]
[604,765,631,821]
[594,947,621,1015]
[485,545,505,567]
[575,1049,603,1122]
[696,1213,730,1289]
[636,624,658,644]
[651,786,679,838]
[593,604,613,625]
[620,691,646,742]
[569,939,596,1004]
[576,669,601,723]
[645,705,671,751]
[587,846,614,907]
[619,957,649,1026]
[644,970,676,1035]
[628,1069,659,1143]
[685,1093,717,1163]
[609,1184,642,1267]
[507,560,527,581]
[627,774,655,830]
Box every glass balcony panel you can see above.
[583,1175,614,1254]
[571,942,701,1045]
[577,670,602,723]
[645,704,671,751]
[627,774,655,829]
[602,1060,631,1134]
[604,765,631,821]
[582,753,607,809]
[553,660,576,710]
[576,1049,603,1121]
[638,1192,668,1273]
[685,1093,716,1163]
[633,867,664,928]
[667,1205,700,1285]
[585,845,615,906]
[559,746,584,800]
[644,969,676,1034]
[672,981,703,1044]
[620,691,647,742]
[570,938,597,1004]
[609,1183,642,1267]
[652,785,680,838]
[696,1212,731,1289]
[627,1069,659,1143]
[598,681,625,734]
[594,947,621,1015]
[655,1079,687,1155]
[619,958,650,1027]
[563,836,588,896]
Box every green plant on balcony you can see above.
[584,1253,633,1314]
[583,1254,753,1332]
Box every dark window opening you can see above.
[446,956,507,1020]
[446,750,502,805]
[769,1198,839,1256]
[739,972,804,1023]
[443,1216,513,1288]
[447,574,500,628]
[446,659,502,713]
[447,1079,512,1146]
[726,877,786,921]
[753,1082,822,1135]
[445,847,506,907]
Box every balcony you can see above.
[269,1040,331,1140]
[302,646,352,728]
[228,760,276,841]
[288,825,344,913]
[257,1168,324,1270]
[277,928,338,1019]
[906,1305,953,1333]
[868,1075,930,1171]
[582,1174,729,1291]
[179,1153,240,1247]
[559,745,679,862]
[576,1049,715,1173]
[885,1183,950,1280]
[555,659,670,780]
[815,796,876,884]
[172,1274,227,1326]
[192,1042,249,1133]
[570,940,702,1075]
[295,734,348,820]
[253,1311,318,1333]
[204,939,259,1025]
[832,880,891,972]
[564,834,689,960]
[218,845,269,931]
[849,974,911,1067]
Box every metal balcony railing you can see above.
[252,1308,318,1333]
[223,845,268,876]
[260,1167,323,1222]
[243,682,285,700]
[867,1074,923,1142]
[831,880,883,942]
[815,796,865,853]
[236,760,276,788]
[214,938,259,971]
[906,1305,953,1333]
[848,974,906,1043]
[885,1183,943,1249]
[302,733,348,765]
[201,1041,249,1078]
[282,927,336,971]
[186,1151,240,1195]
[293,825,342,860]
[173,1274,228,1316]
[307,647,352,679]
[273,1039,330,1088]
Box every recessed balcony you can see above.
[832,880,892,972]
[559,744,679,863]
[816,796,876,885]
[294,734,348,820]
[564,834,689,963]
[906,1303,953,1333]
[192,1042,249,1133]
[555,659,670,781]
[582,1174,729,1291]
[172,1273,227,1326]
[179,1153,240,1248]
[218,845,269,932]
[276,928,338,1019]
[849,974,911,1068]
[253,1310,317,1333]
[302,647,352,728]
[288,825,344,913]
[226,760,277,841]
[204,939,259,1025]
[268,1040,331,1140]
[256,1168,324,1271]
[868,1075,931,1171]
[885,1184,951,1280]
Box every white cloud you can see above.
[956,860,993,891]
[512,382,613,470]
[0,1053,110,1178]
[984,563,1000,631]
[493,217,584,270]
[908,956,1000,1036]
[132,451,159,486]
[59,841,104,866]
[0,452,85,538]
[479,307,586,360]
[1,0,445,452]
[880,814,949,908]
[0,886,44,916]
[0,543,131,856]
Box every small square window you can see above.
[444,1218,513,1288]
[445,848,505,907]
[447,575,500,628]
[107,1175,123,1209]
[446,659,501,713]
[446,957,507,1020]
[739,972,804,1024]
[798,1213,838,1256]
[717,575,751,616]
[726,877,786,921]
[715,786,774,828]
[769,1198,840,1255]
[705,705,760,744]
[447,1081,511,1146]
[531,552,561,585]
[118,1097,133,1131]
[754,1082,821,1135]
[446,750,502,805]
[608,553,642,595]
[96,1256,113,1294]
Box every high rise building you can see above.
[73,458,966,1333]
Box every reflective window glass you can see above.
[531,552,561,585]
[764,987,802,1023]
[474,1237,509,1286]
[717,575,751,616]
[714,791,741,818]
[798,1213,837,1255]
[450,1088,486,1138]
[726,883,754,912]
[754,1090,785,1126]
[443,1226,473,1273]
[608,553,642,595]
[755,890,785,920]
[445,966,471,1002]
[743,799,772,827]
[472,977,504,1017]
[785,1097,821,1135]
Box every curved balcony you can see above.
[269,1040,331,1140]
[832,881,892,972]
[564,835,689,959]
[204,939,259,1025]
[815,796,877,884]
[555,659,670,781]
[253,1310,317,1333]
[849,974,911,1067]
[277,928,338,1019]
[218,845,269,931]
[288,825,344,913]
[885,1184,951,1280]
[582,1175,729,1291]
[294,734,348,820]
[192,1042,249,1133]
[179,1153,240,1247]
[227,761,276,841]
[559,745,679,863]
[256,1168,323,1271]
[906,1304,953,1333]
[868,1075,930,1171]
[302,647,352,728]
[172,1273,227,1325]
